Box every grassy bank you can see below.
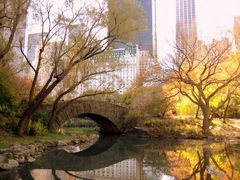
[143,117,240,138]
[0,127,97,149]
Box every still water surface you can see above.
[2,135,240,180]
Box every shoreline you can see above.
[125,127,240,142]
[0,133,98,171]
[1,127,240,172]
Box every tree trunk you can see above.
[48,114,56,130]
[17,79,61,136]
[16,101,40,136]
[195,105,200,119]
[48,103,59,130]
[202,107,211,136]
[17,115,30,136]
[200,146,212,180]
[223,98,231,123]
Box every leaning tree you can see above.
[16,0,146,135]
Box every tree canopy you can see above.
[16,0,147,135]
[164,38,240,135]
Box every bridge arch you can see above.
[49,100,129,134]
[77,113,121,133]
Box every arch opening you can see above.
[79,113,121,134]
[63,113,121,134]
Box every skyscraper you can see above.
[109,0,158,58]
[27,33,44,64]
[234,16,240,50]
[135,0,158,57]
[176,0,197,45]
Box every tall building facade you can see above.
[176,0,197,45]
[27,32,45,64]
[109,0,158,58]
[78,45,160,93]
[80,45,140,93]
[135,0,158,57]
[234,16,240,50]
[103,0,160,92]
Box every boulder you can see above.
[34,142,45,151]
[0,148,9,153]
[57,140,72,146]
[26,145,36,156]
[72,139,80,144]
[63,146,81,153]
[0,159,19,169]
[26,156,36,163]
[44,141,57,147]
[76,135,89,143]
[5,152,14,159]
[28,144,36,151]
[9,144,28,153]
[0,154,7,163]
[16,156,25,164]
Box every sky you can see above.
[26,0,240,59]
[157,0,240,59]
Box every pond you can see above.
[1,135,240,180]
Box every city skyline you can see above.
[25,0,240,60]
[157,0,240,59]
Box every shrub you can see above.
[0,113,20,131]
[32,111,49,126]
[0,67,21,132]
[0,68,19,108]
[26,120,47,136]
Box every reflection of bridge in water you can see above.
[31,158,145,180]
[4,135,239,180]
[16,135,155,180]
[29,135,147,171]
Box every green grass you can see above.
[0,127,97,149]
[64,127,97,134]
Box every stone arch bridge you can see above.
[41,100,129,134]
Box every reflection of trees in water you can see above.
[183,147,218,180]
[142,141,194,177]
[1,138,240,180]
[167,144,240,180]
[143,149,168,173]
[51,167,61,180]
[141,142,240,179]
